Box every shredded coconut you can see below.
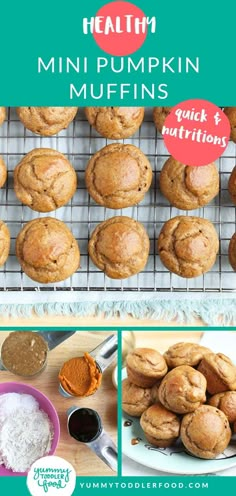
[0,393,53,472]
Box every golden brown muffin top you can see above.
[0,157,7,188]
[0,221,10,267]
[160,158,219,210]
[16,217,80,283]
[164,342,211,368]
[14,148,77,212]
[158,365,207,414]
[228,166,236,204]
[16,107,78,136]
[153,107,172,133]
[85,143,152,209]
[85,107,144,139]
[208,391,236,423]
[140,403,180,441]
[127,348,168,377]
[224,107,236,142]
[181,405,231,459]
[89,216,149,279]
[228,232,236,271]
[158,216,219,278]
[198,352,236,393]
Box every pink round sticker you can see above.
[93,1,147,56]
[163,100,230,166]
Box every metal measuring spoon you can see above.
[59,334,118,398]
[67,406,117,472]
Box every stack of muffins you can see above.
[122,343,236,459]
[0,106,236,284]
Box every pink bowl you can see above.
[0,382,60,476]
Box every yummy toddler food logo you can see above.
[83,0,156,55]
[27,456,76,496]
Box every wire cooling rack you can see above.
[0,107,236,293]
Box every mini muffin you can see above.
[0,221,10,266]
[14,148,77,212]
[198,353,236,394]
[160,158,219,210]
[85,143,152,209]
[208,391,236,423]
[122,378,153,417]
[0,107,6,126]
[181,405,231,459]
[164,342,211,369]
[88,216,149,279]
[224,107,236,142]
[0,157,7,188]
[16,217,80,283]
[140,403,180,448]
[153,107,172,133]
[228,232,236,271]
[16,107,78,136]
[126,348,168,388]
[85,107,144,139]
[158,365,207,414]
[158,216,219,278]
[228,166,236,204]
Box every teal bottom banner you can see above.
[0,476,234,495]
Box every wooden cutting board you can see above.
[0,330,117,476]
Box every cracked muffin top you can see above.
[140,403,180,448]
[158,216,219,278]
[0,157,7,188]
[88,216,150,280]
[122,378,153,417]
[126,347,168,387]
[160,157,219,210]
[164,342,211,368]
[0,221,10,267]
[198,352,236,394]
[0,107,6,126]
[208,391,236,423]
[14,148,77,212]
[85,107,144,139]
[153,107,172,133]
[181,405,231,459]
[16,107,78,136]
[158,365,207,414]
[16,217,80,283]
[85,143,152,209]
[224,107,236,142]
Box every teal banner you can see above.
[0,0,235,105]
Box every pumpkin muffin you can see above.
[14,148,77,212]
[229,232,236,270]
[181,405,231,459]
[126,348,168,388]
[16,217,80,283]
[208,391,236,423]
[160,158,219,210]
[158,365,207,414]
[122,378,153,417]
[164,342,211,369]
[16,107,78,136]
[85,107,144,139]
[0,107,6,126]
[88,216,149,279]
[0,221,10,267]
[140,403,180,448]
[85,143,152,209]
[0,157,7,188]
[224,107,236,142]
[153,107,172,133]
[228,166,236,204]
[158,216,219,278]
[198,352,236,394]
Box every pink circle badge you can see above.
[163,100,230,166]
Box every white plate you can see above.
[122,369,236,475]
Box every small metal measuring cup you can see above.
[67,406,118,472]
[0,331,76,376]
[59,334,118,398]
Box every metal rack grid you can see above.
[0,107,236,293]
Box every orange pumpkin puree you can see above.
[58,352,102,396]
